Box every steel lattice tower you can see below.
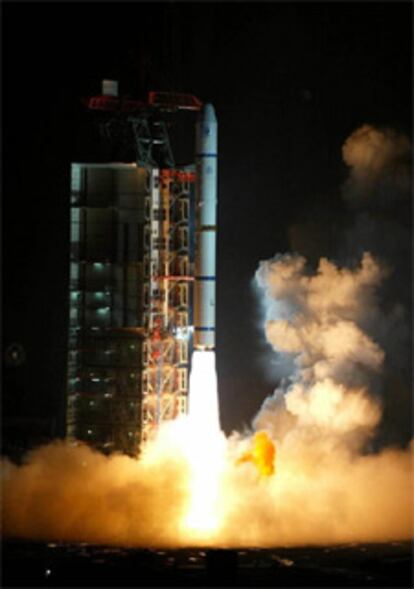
[66,84,202,453]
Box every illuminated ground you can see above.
[2,539,413,587]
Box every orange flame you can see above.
[236,431,276,478]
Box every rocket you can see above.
[194,104,218,350]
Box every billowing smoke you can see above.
[342,124,411,206]
[287,124,412,447]
[341,124,412,447]
[1,425,193,547]
[2,419,412,548]
[253,252,386,446]
[226,245,412,547]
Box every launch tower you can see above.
[66,82,202,454]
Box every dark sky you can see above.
[2,1,412,444]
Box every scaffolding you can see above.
[141,169,195,443]
[66,88,201,453]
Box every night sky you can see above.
[2,2,412,449]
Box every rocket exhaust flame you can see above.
[182,350,225,539]
[188,351,220,435]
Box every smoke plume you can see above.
[1,425,192,547]
[253,253,386,448]
[2,420,413,548]
[341,124,412,447]
[342,124,411,206]
[230,247,412,547]
[287,123,412,447]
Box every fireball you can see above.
[237,431,276,478]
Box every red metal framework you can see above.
[84,90,202,169]
[84,96,146,112]
[148,92,202,111]
[141,168,195,444]
[85,92,202,114]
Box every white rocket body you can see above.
[194,104,217,350]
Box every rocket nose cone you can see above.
[203,103,217,124]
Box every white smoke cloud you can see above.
[342,124,411,205]
[339,124,412,447]
[1,435,191,547]
[254,252,386,442]
[285,379,381,434]
[2,428,413,548]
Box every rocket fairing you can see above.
[194,103,218,350]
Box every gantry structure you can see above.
[66,86,201,453]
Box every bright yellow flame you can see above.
[181,351,225,541]
[237,431,276,478]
